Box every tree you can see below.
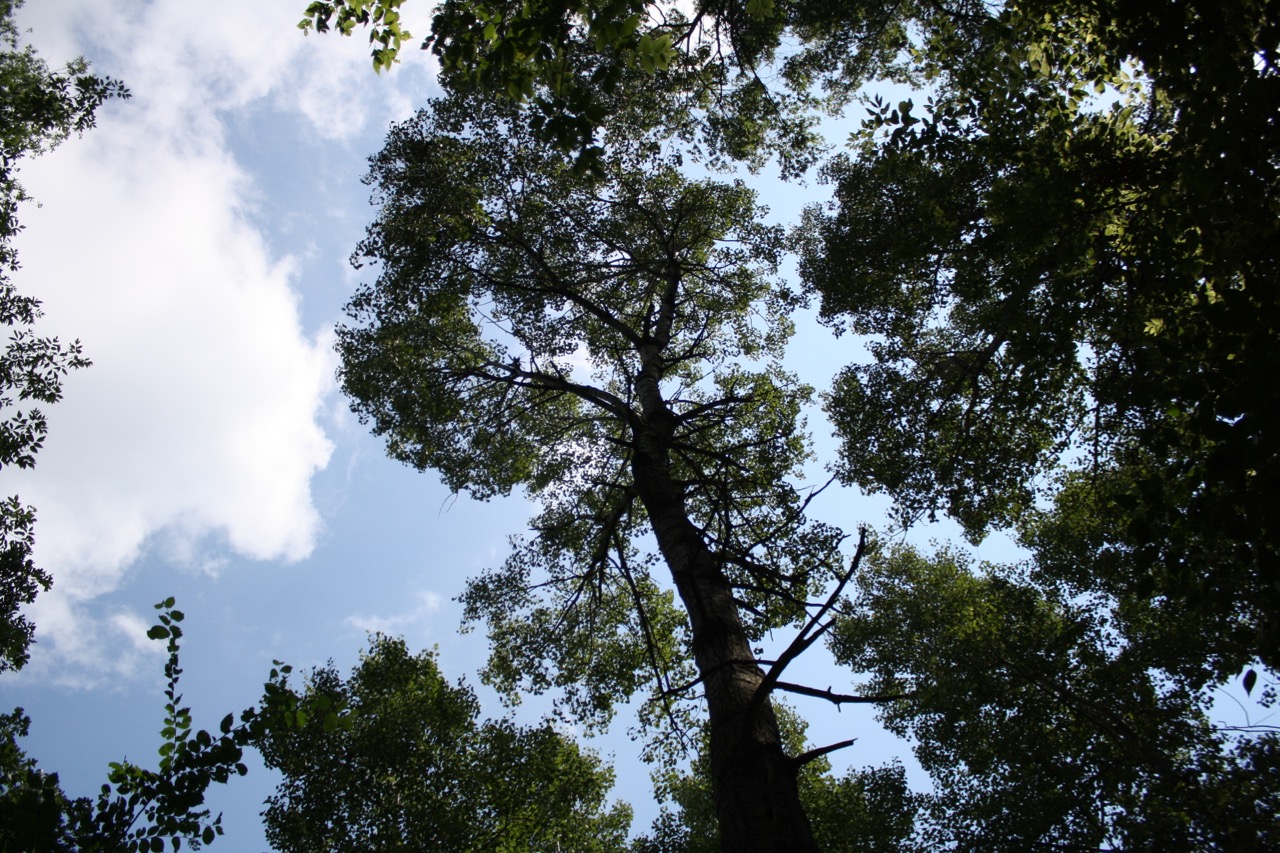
[0,599,271,852]
[800,0,1280,677]
[0,0,127,673]
[791,6,1280,843]
[832,544,1280,849]
[256,635,631,852]
[336,82,892,850]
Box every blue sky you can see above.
[1,1,1023,848]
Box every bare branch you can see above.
[793,739,857,768]
[746,528,869,723]
[774,681,909,707]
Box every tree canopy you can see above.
[298,0,915,173]
[257,635,631,852]
[802,0,1280,678]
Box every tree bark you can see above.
[630,366,820,852]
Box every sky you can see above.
[1,1,1008,848]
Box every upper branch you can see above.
[473,357,633,422]
[492,229,647,348]
[746,528,869,723]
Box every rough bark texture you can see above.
[631,335,820,853]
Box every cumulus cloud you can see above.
[2,0,435,682]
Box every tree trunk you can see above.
[631,405,820,852]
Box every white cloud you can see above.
[10,111,335,564]
[1,0,440,680]
[17,595,164,690]
[345,591,444,636]
[17,0,436,144]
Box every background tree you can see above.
[1,599,270,852]
[832,545,1280,849]
[257,635,631,852]
[0,0,126,673]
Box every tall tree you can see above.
[257,635,631,852]
[336,84,888,851]
[0,0,127,672]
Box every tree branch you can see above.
[746,528,869,723]
[774,681,910,707]
[792,739,857,768]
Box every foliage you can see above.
[831,545,1280,848]
[297,0,922,173]
[0,599,274,852]
[0,707,74,852]
[310,0,1280,847]
[634,706,921,852]
[801,0,1280,676]
[0,0,128,673]
[256,634,631,853]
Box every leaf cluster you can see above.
[1,599,278,852]
[297,0,413,72]
[256,634,631,852]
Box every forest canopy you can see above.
[2,0,1276,850]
